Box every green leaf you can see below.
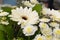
[0,25,5,31]
[0,24,14,40]
[4,25,14,40]
[1,7,12,13]
[32,4,42,17]
[17,37,24,40]
[0,31,6,40]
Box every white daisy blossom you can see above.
[50,15,60,22]
[23,25,37,36]
[33,34,45,40]
[30,0,39,4]
[9,7,39,25]
[42,8,52,15]
[39,22,49,29]
[51,9,60,16]
[0,10,9,16]
[0,21,9,25]
[53,28,60,38]
[22,1,35,8]
[49,22,59,28]
[0,12,9,16]
[50,9,60,22]
[39,18,50,22]
[41,28,52,36]
[39,22,52,36]
[42,8,60,22]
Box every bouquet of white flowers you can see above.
[0,0,60,40]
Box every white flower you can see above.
[50,9,60,22]
[50,15,60,22]
[41,28,52,36]
[39,18,50,22]
[33,34,45,40]
[9,7,39,25]
[0,10,9,25]
[0,21,9,25]
[49,22,59,28]
[53,28,60,38]
[45,35,52,40]
[39,23,52,36]
[23,25,37,36]
[0,10,9,16]
[0,17,9,25]
[0,12,9,16]
[51,9,60,16]
[22,1,35,8]
[42,8,51,15]
[30,0,39,4]
[39,22,49,29]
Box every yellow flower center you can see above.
[37,37,43,40]
[55,30,60,35]
[42,23,47,28]
[26,27,32,33]
[46,35,52,40]
[2,17,6,20]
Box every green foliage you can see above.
[0,25,5,31]
[0,24,14,40]
[32,4,42,17]
[17,37,24,40]
[4,25,14,40]
[0,31,6,40]
[1,7,12,13]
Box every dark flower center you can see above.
[22,16,27,20]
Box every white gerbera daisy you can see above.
[39,18,50,22]
[39,22,49,29]
[9,7,39,25]
[49,22,59,28]
[22,1,35,8]
[23,25,37,36]
[53,28,60,38]
[33,34,45,40]
[41,28,52,36]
